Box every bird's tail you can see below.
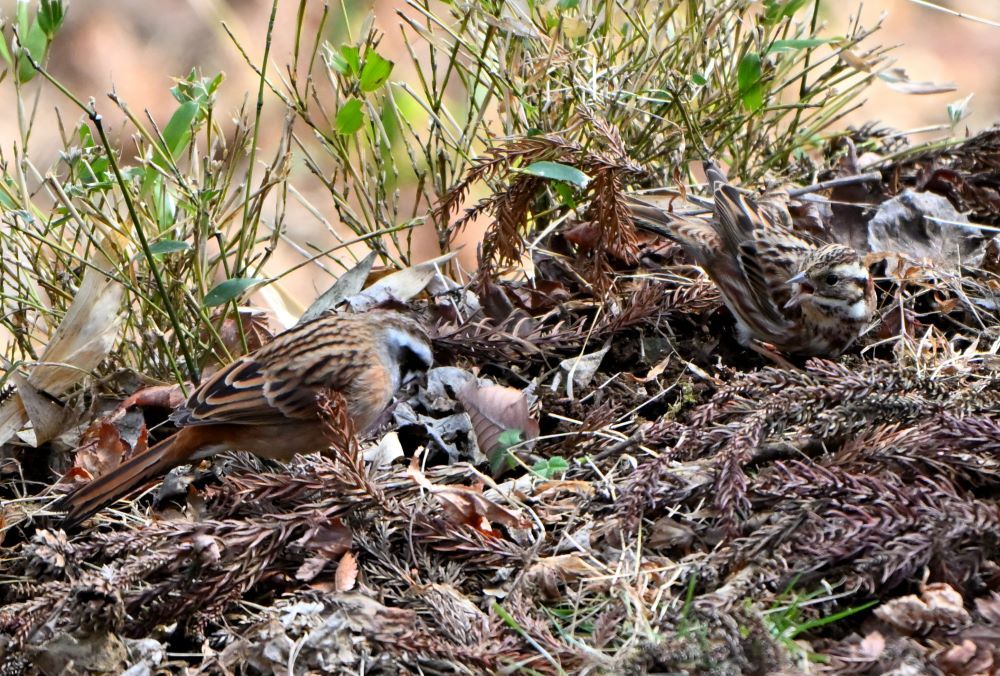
[53,434,186,529]
[625,195,679,242]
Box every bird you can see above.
[628,161,875,362]
[53,310,433,528]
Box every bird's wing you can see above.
[626,197,721,265]
[173,315,369,426]
[713,183,809,329]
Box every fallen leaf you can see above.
[456,381,539,461]
[346,250,458,312]
[867,190,984,269]
[364,431,404,469]
[874,582,970,635]
[70,414,149,482]
[559,343,611,397]
[120,384,187,411]
[974,592,1000,625]
[297,251,377,325]
[9,372,67,445]
[296,556,329,582]
[296,517,353,559]
[938,638,993,676]
[0,231,127,446]
[210,308,275,358]
[335,552,358,592]
[408,452,531,535]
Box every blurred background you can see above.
[1,0,997,307]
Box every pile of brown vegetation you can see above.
[4,0,1000,673]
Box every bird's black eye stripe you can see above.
[825,273,839,285]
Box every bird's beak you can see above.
[786,271,807,286]
[783,271,809,310]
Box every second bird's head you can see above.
[784,244,874,323]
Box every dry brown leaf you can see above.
[874,582,970,635]
[70,418,149,482]
[363,431,404,469]
[297,517,353,559]
[456,380,539,458]
[346,250,459,312]
[335,552,358,592]
[938,639,993,676]
[535,479,594,496]
[522,554,601,594]
[298,251,377,324]
[974,592,1000,625]
[0,231,127,446]
[559,344,610,396]
[120,384,187,411]
[211,309,275,359]
[408,453,531,535]
[9,372,67,445]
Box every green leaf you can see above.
[170,69,223,108]
[517,161,590,188]
[0,186,15,209]
[15,21,48,83]
[532,456,569,479]
[690,73,707,86]
[489,428,525,477]
[763,0,811,24]
[204,277,263,307]
[497,428,524,450]
[737,52,764,112]
[359,51,393,92]
[766,38,834,53]
[551,181,578,207]
[557,0,579,8]
[157,100,199,164]
[37,0,65,38]
[0,14,11,66]
[148,240,191,256]
[330,44,360,75]
[335,99,365,135]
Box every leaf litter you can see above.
[6,127,1000,674]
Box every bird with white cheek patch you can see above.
[628,161,875,364]
[53,310,433,528]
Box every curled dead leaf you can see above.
[874,582,970,635]
[559,343,610,397]
[209,308,276,361]
[0,231,127,446]
[408,453,532,535]
[70,415,149,482]
[120,384,188,412]
[8,372,67,445]
[346,250,458,312]
[456,380,539,473]
[296,517,353,559]
[335,552,358,592]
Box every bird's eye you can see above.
[824,273,839,285]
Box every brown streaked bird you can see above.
[54,310,432,528]
[628,161,875,362]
